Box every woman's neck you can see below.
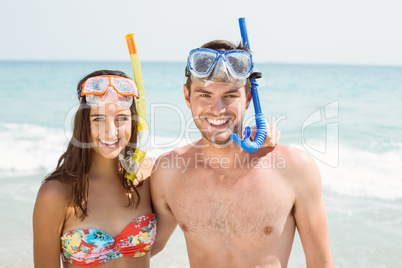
[89,151,121,179]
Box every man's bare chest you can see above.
[167,169,294,240]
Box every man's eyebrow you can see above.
[224,89,241,94]
[193,88,241,94]
[193,88,213,94]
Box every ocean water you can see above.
[0,61,401,267]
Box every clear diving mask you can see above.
[80,75,138,109]
[185,48,253,86]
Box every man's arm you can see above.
[291,149,334,267]
[149,155,178,257]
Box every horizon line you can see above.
[0,59,401,68]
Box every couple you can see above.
[33,39,333,268]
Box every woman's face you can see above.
[89,102,132,160]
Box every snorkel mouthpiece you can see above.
[231,113,266,152]
[230,17,266,152]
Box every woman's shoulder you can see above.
[36,179,71,208]
[33,179,73,234]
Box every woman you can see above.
[33,70,155,267]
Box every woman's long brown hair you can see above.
[44,70,140,220]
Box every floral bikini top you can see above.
[61,213,156,267]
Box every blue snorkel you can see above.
[230,17,267,152]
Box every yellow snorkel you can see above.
[123,33,149,181]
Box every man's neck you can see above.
[197,138,249,169]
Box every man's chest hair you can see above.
[169,176,293,240]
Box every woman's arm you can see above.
[33,180,69,268]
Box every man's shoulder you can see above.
[157,142,198,165]
[271,144,315,166]
[152,142,197,176]
[269,144,320,178]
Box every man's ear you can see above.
[183,84,191,109]
[245,90,252,109]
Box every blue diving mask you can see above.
[186,48,253,86]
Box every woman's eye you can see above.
[93,117,105,122]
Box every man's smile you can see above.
[205,118,230,126]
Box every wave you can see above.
[0,123,185,177]
[1,123,401,200]
[291,141,402,201]
[0,123,69,177]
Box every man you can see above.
[150,40,333,267]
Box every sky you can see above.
[1,0,402,65]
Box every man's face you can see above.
[184,80,251,146]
